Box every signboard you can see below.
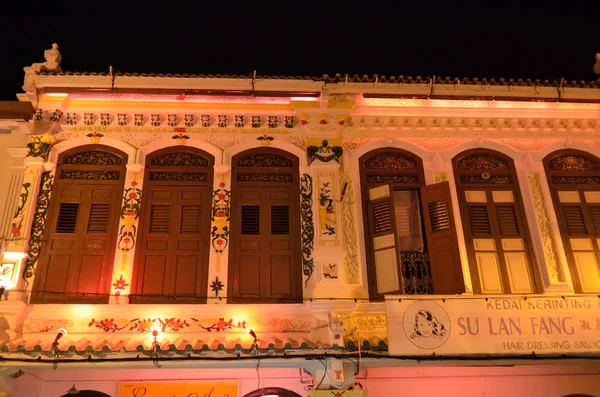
[119,381,238,397]
[386,295,600,355]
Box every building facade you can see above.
[1,47,600,397]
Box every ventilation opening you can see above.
[56,203,79,233]
[271,206,290,235]
[563,205,587,235]
[372,201,392,233]
[468,205,492,235]
[149,205,171,234]
[241,205,260,235]
[180,205,201,234]
[87,204,110,233]
[428,200,450,232]
[497,205,520,236]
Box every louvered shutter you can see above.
[56,203,79,233]
[87,203,110,233]
[367,184,402,295]
[496,205,520,236]
[420,181,465,294]
[562,205,588,235]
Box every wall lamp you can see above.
[53,328,67,348]
[247,328,258,343]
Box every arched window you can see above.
[31,145,128,303]
[453,149,540,294]
[131,147,214,303]
[229,148,302,303]
[544,149,600,293]
[360,148,464,300]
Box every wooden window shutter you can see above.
[56,203,79,233]
[180,205,201,234]
[271,205,290,235]
[87,203,111,233]
[149,205,171,234]
[468,205,492,235]
[589,206,600,235]
[367,184,402,294]
[420,181,465,294]
[241,205,260,235]
[562,205,588,235]
[496,205,520,236]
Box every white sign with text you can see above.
[386,295,600,355]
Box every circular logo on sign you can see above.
[403,301,451,350]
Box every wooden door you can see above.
[228,148,302,303]
[131,148,213,303]
[31,147,127,303]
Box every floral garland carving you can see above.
[118,179,142,253]
[10,182,31,240]
[26,135,54,159]
[211,182,230,256]
[548,155,600,171]
[350,315,387,331]
[340,172,359,284]
[300,174,315,286]
[64,151,123,165]
[88,317,245,333]
[319,182,335,235]
[527,173,560,280]
[456,155,509,171]
[23,172,54,282]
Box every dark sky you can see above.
[2,2,599,100]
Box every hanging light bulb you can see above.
[66,384,79,394]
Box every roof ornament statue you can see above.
[22,43,62,90]
[594,53,600,82]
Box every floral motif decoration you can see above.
[118,177,142,252]
[201,114,210,127]
[61,171,121,180]
[172,132,190,145]
[34,108,43,121]
[251,116,261,128]
[100,113,110,126]
[548,155,600,171]
[234,115,244,128]
[267,116,278,128]
[323,263,338,279]
[238,153,293,168]
[167,114,178,127]
[527,173,561,280]
[64,151,123,165]
[364,153,416,170]
[151,152,209,167]
[210,276,224,296]
[150,114,161,127]
[257,135,274,146]
[117,114,127,126]
[86,131,104,144]
[113,274,129,293]
[184,114,194,127]
[300,174,315,286]
[211,181,231,259]
[134,114,144,126]
[50,109,63,123]
[218,115,227,127]
[27,135,54,159]
[284,116,294,128]
[23,172,54,282]
[340,172,359,284]
[457,154,509,171]
[83,113,94,125]
[66,113,77,125]
[319,182,336,235]
[10,182,31,240]
[88,317,245,333]
[307,140,343,163]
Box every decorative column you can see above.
[207,165,231,303]
[306,139,350,298]
[520,153,571,291]
[109,164,144,304]
[0,149,29,240]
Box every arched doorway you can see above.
[242,387,302,397]
[228,147,302,303]
[32,145,128,303]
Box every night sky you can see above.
[2,2,599,100]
